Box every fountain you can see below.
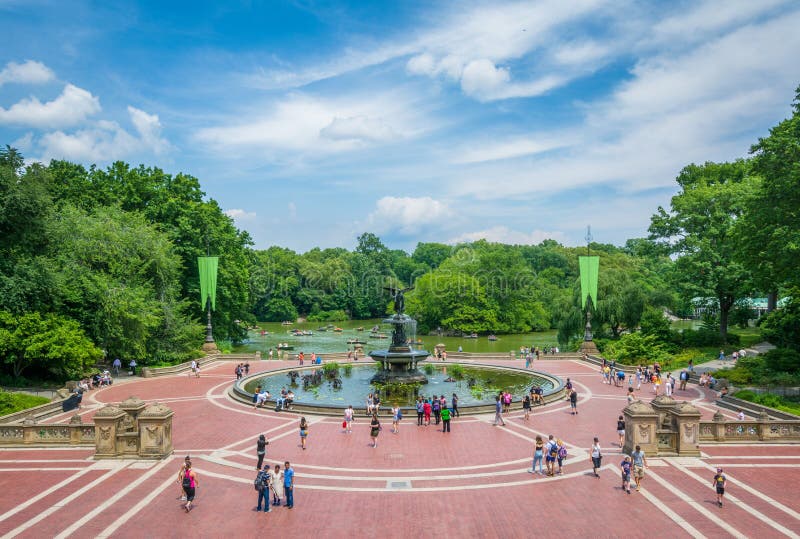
[369,287,430,384]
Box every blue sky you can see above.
[2,0,799,253]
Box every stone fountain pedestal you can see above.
[369,313,429,384]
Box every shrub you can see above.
[448,363,465,379]
[0,391,50,416]
[423,363,435,375]
[763,348,800,374]
[322,361,339,375]
[342,363,353,376]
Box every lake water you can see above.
[234,319,559,356]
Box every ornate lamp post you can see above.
[198,256,219,353]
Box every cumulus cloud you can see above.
[320,115,398,143]
[367,196,452,235]
[0,60,55,86]
[0,83,100,128]
[35,106,170,162]
[224,209,257,221]
[448,226,568,245]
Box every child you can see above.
[713,468,727,507]
[620,456,632,494]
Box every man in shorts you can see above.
[713,468,726,507]
[545,435,558,476]
[631,445,648,491]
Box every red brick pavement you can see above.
[1,358,799,538]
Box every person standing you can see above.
[545,435,558,476]
[440,405,451,433]
[370,413,381,448]
[569,389,578,415]
[679,369,688,391]
[283,461,294,509]
[344,405,354,433]
[190,360,198,377]
[451,393,460,418]
[270,464,283,506]
[129,359,137,376]
[181,460,197,513]
[432,396,441,425]
[590,437,602,478]
[256,434,268,470]
[423,399,432,426]
[391,406,401,434]
[255,465,272,513]
[617,416,626,448]
[493,395,506,426]
[299,417,308,450]
[556,440,566,475]
[631,444,648,491]
[713,468,727,507]
[416,398,424,426]
[620,456,632,494]
[528,435,544,474]
[522,394,531,421]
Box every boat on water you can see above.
[488,335,498,341]
[260,330,269,336]
[281,321,293,325]
[333,327,343,332]
[463,333,478,339]
[356,327,364,331]
[277,344,294,350]
[370,333,389,339]
[316,327,328,332]
[347,339,367,345]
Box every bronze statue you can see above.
[384,286,413,315]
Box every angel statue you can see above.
[384,286,414,315]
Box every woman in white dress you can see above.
[270,464,284,506]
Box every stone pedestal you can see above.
[579,340,600,355]
[94,405,126,459]
[202,342,219,354]
[435,344,446,357]
[672,402,702,456]
[119,396,146,422]
[713,410,726,442]
[69,414,83,444]
[623,400,659,456]
[137,403,174,459]
[650,395,678,429]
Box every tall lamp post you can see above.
[579,226,600,355]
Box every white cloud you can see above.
[454,135,571,164]
[460,60,510,100]
[35,106,171,162]
[552,41,610,65]
[367,196,452,235]
[0,60,55,86]
[224,208,257,221]
[448,226,568,245]
[0,84,100,128]
[320,115,398,143]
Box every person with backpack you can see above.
[181,460,198,513]
[432,397,441,425]
[254,464,272,512]
[256,434,268,470]
[556,440,567,474]
[440,405,451,433]
[416,398,424,426]
[712,468,727,507]
[545,435,559,476]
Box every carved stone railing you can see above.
[0,417,95,446]
[698,411,800,442]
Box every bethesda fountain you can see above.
[369,287,429,384]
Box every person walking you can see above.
[190,360,198,377]
[522,394,531,421]
[256,434,268,470]
[283,461,294,509]
[299,416,308,450]
[423,399,432,426]
[176,455,191,501]
[370,413,381,448]
[493,395,506,426]
[440,405,451,433]
[181,460,197,513]
[451,393,460,418]
[344,405,354,434]
[270,464,283,507]
[617,416,626,448]
[631,444,648,491]
[528,435,544,474]
[590,437,602,478]
[129,359,137,376]
[620,455,632,494]
[112,357,121,376]
[713,468,727,507]
[391,406,401,434]
[255,464,272,513]
[569,389,578,415]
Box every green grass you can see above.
[0,391,50,416]
[733,390,800,416]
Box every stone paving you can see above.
[1,358,799,538]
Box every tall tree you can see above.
[649,160,756,342]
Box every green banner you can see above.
[579,256,599,309]
[198,256,219,311]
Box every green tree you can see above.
[760,291,800,351]
[649,160,756,343]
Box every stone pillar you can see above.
[94,405,126,459]
[622,401,659,456]
[670,402,702,456]
[21,416,37,445]
[713,410,726,442]
[757,410,770,441]
[650,395,678,430]
[119,396,146,423]
[137,403,174,459]
[69,414,83,445]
